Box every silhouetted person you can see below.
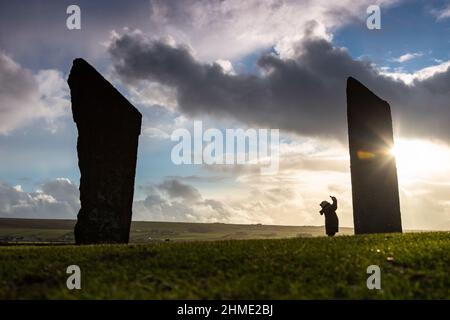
[319,196,339,237]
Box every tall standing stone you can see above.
[346,77,402,234]
[68,58,142,244]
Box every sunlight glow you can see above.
[390,139,450,180]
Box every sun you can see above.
[390,139,450,180]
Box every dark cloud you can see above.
[158,179,202,202]
[108,31,450,143]
[0,0,151,70]
[135,190,195,221]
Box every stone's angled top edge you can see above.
[347,76,357,84]
[346,76,389,106]
[68,58,142,119]
[69,58,91,77]
[346,76,367,92]
[72,57,89,66]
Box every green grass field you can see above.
[0,231,448,299]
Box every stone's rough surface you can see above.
[68,58,142,244]
[346,77,402,234]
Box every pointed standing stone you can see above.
[346,77,402,234]
[68,58,142,244]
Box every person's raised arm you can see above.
[330,196,337,210]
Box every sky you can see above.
[0,0,450,230]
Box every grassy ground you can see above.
[0,232,448,299]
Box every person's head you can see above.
[320,201,329,208]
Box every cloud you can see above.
[133,179,238,222]
[0,53,39,134]
[381,60,450,85]
[134,178,311,224]
[108,30,450,143]
[0,53,70,134]
[132,161,351,226]
[0,165,447,230]
[148,0,401,60]
[158,179,202,203]
[39,178,80,213]
[392,52,423,63]
[165,175,227,183]
[431,4,450,20]
[197,135,450,230]
[0,1,153,70]
[0,178,79,218]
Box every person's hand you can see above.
[330,196,336,201]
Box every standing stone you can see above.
[68,58,142,244]
[346,77,402,234]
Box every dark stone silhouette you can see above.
[346,77,402,234]
[68,58,142,244]
[319,196,339,236]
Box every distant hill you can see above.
[0,218,354,243]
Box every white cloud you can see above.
[35,69,71,132]
[215,59,235,75]
[381,59,450,85]
[0,178,79,218]
[392,52,423,63]
[142,127,171,140]
[432,4,450,20]
[127,80,179,110]
[148,0,401,61]
[0,53,70,134]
